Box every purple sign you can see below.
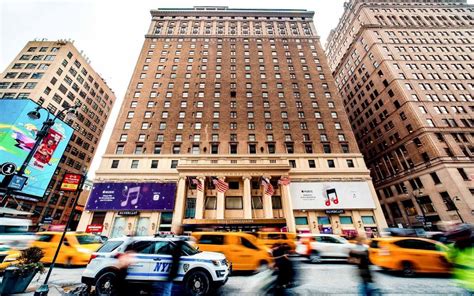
[86,182,176,211]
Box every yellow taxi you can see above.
[368,237,451,276]
[0,249,21,270]
[192,232,273,271]
[255,232,297,252]
[31,232,102,266]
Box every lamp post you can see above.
[452,196,465,223]
[413,189,427,229]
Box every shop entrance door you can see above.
[111,217,126,238]
[136,217,150,236]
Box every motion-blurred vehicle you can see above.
[82,236,230,296]
[192,232,273,271]
[255,232,297,252]
[295,234,356,263]
[368,237,451,276]
[0,249,21,270]
[31,231,102,266]
[0,217,35,250]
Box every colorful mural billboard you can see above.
[0,99,73,198]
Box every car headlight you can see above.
[77,248,92,254]
[211,260,222,266]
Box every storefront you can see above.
[290,181,385,238]
[78,182,176,237]
[182,218,287,233]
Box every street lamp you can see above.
[413,189,427,229]
[451,196,465,223]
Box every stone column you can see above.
[280,182,296,232]
[194,177,205,219]
[216,177,225,219]
[171,177,187,233]
[243,176,252,219]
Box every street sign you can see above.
[60,173,82,192]
[415,215,425,222]
[1,162,17,176]
[42,216,53,224]
[7,175,28,190]
[86,224,104,233]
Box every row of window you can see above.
[295,215,376,226]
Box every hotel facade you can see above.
[78,7,387,238]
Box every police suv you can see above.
[82,236,230,295]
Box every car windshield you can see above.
[76,235,102,245]
[181,241,200,255]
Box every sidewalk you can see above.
[14,267,84,295]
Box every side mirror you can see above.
[63,241,70,247]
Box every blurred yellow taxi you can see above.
[31,232,102,267]
[255,232,297,252]
[369,237,451,276]
[192,232,273,271]
[0,249,21,270]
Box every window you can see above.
[199,235,224,245]
[361,216,375,224]
[170,160,178,168]
[347,159,355,168]
[272,196,282,209]
[225,197,243,209]
[111,160,119,169]
[394,239,437,251]
[151,160,159,169]
[131,160,139,169]
[327,160,335,168]
[440,192,456,211]
[204,197,217,209]
[317,216,330,225]
[458,168,469,181]
[308,160,316,168]
[339,216,353,224]
[295,217,308,225]
[430,172,441,184]
[251,196,263,209]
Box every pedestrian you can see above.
[348,236,376,296]
[446,224,474,295]
[271,243,294,295]
[160,238,185,296]
[115,251,135,296]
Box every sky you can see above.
[1,0,472,178]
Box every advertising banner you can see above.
[60,173,83,192]
[0,99,73,198]
[86,182,176,211]
[290,181,376,210]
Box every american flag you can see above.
[278,176,291,186]
[261,177,274,196]
[212,177,229,193]
[191,177,203,192]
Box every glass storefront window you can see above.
[317,216,330,225]
[295,217,308,225]
[361,216,375,224]
[135,217,150,236]
[339,216,353,224]
[185,198,196,218]
[111,217,126,238]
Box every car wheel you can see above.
[309,251,322,263]
[185,270,211,296]
[401,261,415,277]
[95,271,119,296]
[256,261,269,273]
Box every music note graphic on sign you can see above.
[120,186,141,207]
[325,188,339,206]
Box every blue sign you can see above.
[0,99,73,198]
[8,175,28,190]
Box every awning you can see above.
[0,207,33,216]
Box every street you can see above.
[22,257,464,295]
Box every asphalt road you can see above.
[22,258,464,295]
